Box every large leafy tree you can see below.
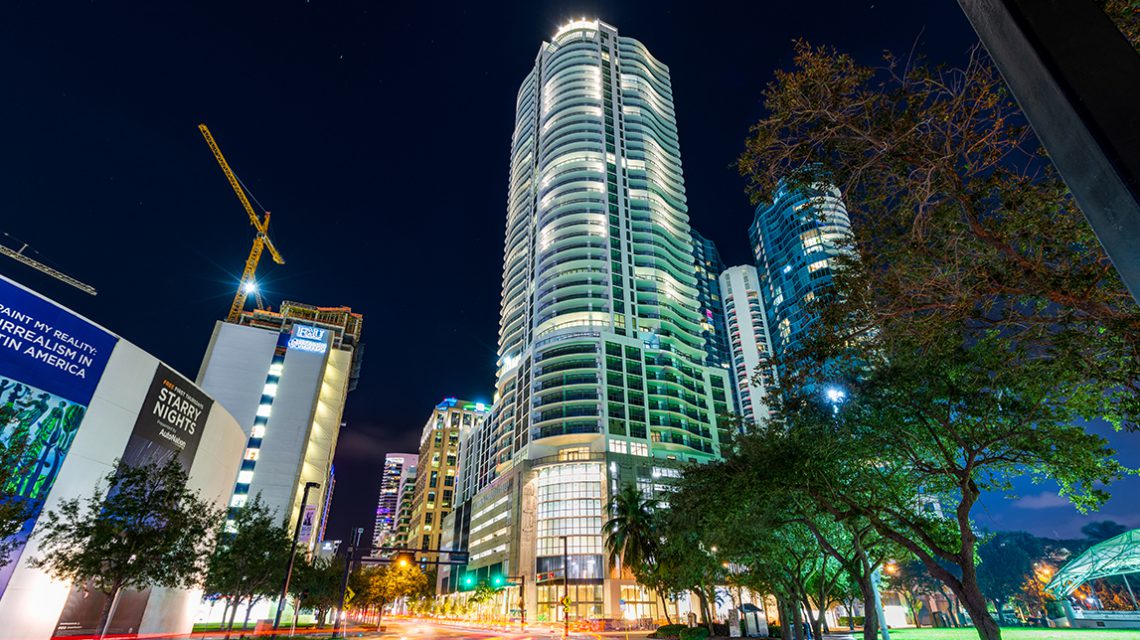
[290,556,345,626]
[353,562,428,626]
[31,460,222,634]
[736,40,1138,640]
[204,494,292,635]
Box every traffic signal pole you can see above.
[334,527,363,638]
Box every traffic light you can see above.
[461,574,475,590]
[491,574,505,588]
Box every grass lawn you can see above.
[889,629,1140,640]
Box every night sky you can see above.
[3,0,1136,544]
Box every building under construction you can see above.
[197,300,364,548]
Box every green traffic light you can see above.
[492,575,504,587]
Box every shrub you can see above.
[838,616,865,627]
[679,628,710,640]
[656,624,687,638]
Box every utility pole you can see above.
[334,527,363,638]
[274,481,321,629]
[563,535,570,640]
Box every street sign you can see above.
[560,595,572,607]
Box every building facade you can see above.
[456,19,733,623]
[407,398,489,556]
[748,180,852,364]
[372,453,417,554]
[391,461,418,548]
[690,229,731,370]
[0,276,245,639]
[719,265,776,426]
[196,301,363,543]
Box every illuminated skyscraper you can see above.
[749,180,852,363]
[719,265,776,426]
[372,453,417,553]
[457,19,731,621]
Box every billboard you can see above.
[0,277,118,596]
[54,364,213,635]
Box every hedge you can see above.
[656,624,687,638]
[679,628,710,640]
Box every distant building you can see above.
[372,453,417,554]
[719,266,776,426]
[391,462,418,548]
[691,229,731,370]
[196,301,363,544]
[749,180,852,365]
[407,398,488,557]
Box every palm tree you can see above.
[604,484,672,623]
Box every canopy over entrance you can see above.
[1045,529,1140,596]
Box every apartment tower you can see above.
[457,19,732,622]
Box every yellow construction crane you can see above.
[198,124,285,323]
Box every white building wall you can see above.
[0,340,245,640]
[720,265,776,426]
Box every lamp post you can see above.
[506,574,527,630]
[274,481,321,629]
[563,535,570,640]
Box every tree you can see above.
[291,556,344,626]
[977,532,1042,623]
[31,460,222,634]
[0,421,34,567]
[1081,521,1128,543]
[887,561,941,628]
[203,494,291,636]
[735,40,1139,640]
[358,562,428,626]
[603,484,671,620]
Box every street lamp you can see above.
[274,481,321,629]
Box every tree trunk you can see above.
[856,574,879,640]
[802,600,821,640]
[954,585,1001,640]
[791,598,805,640]
[225,596,242,637]
[97,584,122,639]
[243,598,257,637]
[658,590,673,624]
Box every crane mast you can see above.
[198,124,285,323]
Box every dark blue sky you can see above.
[2,0,1134,542]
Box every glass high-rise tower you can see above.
[462,19,731,623]
[749,180,852,363]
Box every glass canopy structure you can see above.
[1045,529,1140,598]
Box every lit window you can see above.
[251,425,266,438]
[230,494,248,508]
[256,404,272,418]
[244,448,259,461]
[807,259,829,273]
[262,383,278,397]
[268,363,284,376]
[237,470,255,484]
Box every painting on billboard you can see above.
[0,277,118,596]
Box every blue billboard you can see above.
[0,276,118,595]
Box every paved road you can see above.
[377,619,655,640]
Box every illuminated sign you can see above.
[287,325,328,354]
